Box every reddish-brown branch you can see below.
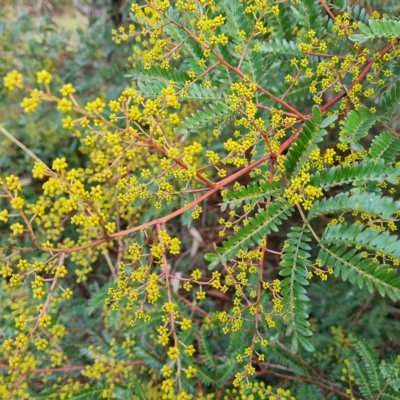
[321,43,393,113]
[320,0,336,21]
[154,3,306,120]
[45,152,273,254]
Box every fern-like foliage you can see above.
[266,343,308,373]
[271,77,314,103]
[309,159,400,188]
[126,65,189,86]
[321,222,400,261]
[295,384,323,400]
[206,200,293,267]
[350,18,400,43]
[329,0,370,23]
[265,3,293,40]
[131,378,148,400]
[261,39,302,57]
[280,225,314,353]
[175,101,231,141]
[317,242,400,301]
[382,81,400,119]
[353,337,382,396]
[138,81,226,102]
[191,326,246,388]
[339,106,380,151]
[284,120,327,179]
[349,337,400,400]
[133,346,163,370]
[308,192,400,221]
[368,131,400,163]
[295,0,324,32]
[183,84,227,101]
[165,8,205,75]
[199,329,217,371]
[219,180,283,211]
[222,0,251,38]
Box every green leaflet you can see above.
[126,65,189,85]
[175,101,231,142]
[321,222,400,260]
[195,365,216,386]
[309,159,400,188]
[350,18,400,43]
[347,337,400,400]
[219,180,284,211]
[131,379,148,400]
[317,243,400,301]
[368,131,400,163]
[308,192,400,221]
[352,338,382,395]
[266,4,293,40]
[279,225,314,353]
[206,200,293,267]
[261,39,302,56]
[295,384,324,400]
[351,357,377,400]
[284,119,327,180]
[199,329,217,371]
[222,0,251,38]
[339,106,380,151]
[329,0,369,21]
[183,84,227,101]
[293,0,324,32]
[216,359,237,388]
[138,82,226,101]
[137,81,168,97]
[382,81,400,120]
[272,77,314,103]
[133,347,163,370]
[267,343,308,373]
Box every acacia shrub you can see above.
[1,0,400,399]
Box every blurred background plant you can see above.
[0,0,131,176]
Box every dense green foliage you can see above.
[1,1,400,399]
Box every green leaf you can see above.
[368,131,400,163]
[216,359,237,387]
[321,222,400,261]
[320,114,338,128]
[358,21,372,35]
[352,337,382,393]
[382,81,400,120]
[340,106,380,148]
[260,39,302,57]
[309,160,400,189]
[133,347,163,370]
[219,180,283,211]
[317,243,400,301]
[285,120,327,179]
[280,225,314,353]
[349,33,370,43]
[126,65,188,85]
[368,18,400,38]
[199,329,217,371]
[211,200,293,263]
[176,101,232,142]
[131,379,148,400]
[308,192,400,221]
[205,253,220,270]
[312,105,321,126]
